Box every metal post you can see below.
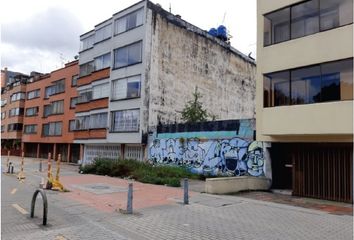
[8,162,12,173]
[183,178,189,205]
[10,164,14,174]
[47,153,52,179]
[6,150,10,170]
[30,189,48,226]
[39,158,42,172]
[127,183,133,214]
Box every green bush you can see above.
[79,158,201,187]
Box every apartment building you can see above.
[76,0,256,164]
[257,0,353,202]
[22,61,80,162]
[1,69,29,155]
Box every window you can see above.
[75,116,90,130]
[1,112,6,119]
[69,120,76,131]
[264,0,353,46]
[77,90,93,103]
[291,66,321,104]
[43,100,64,117]
[291,0,319,39]
[95,24,112,43]
[111,109,139,132]
[9,108,24,117]
[1,125,4,133]
[264,58,353,107]
[8,123,23,132]
[42,122,62,136]
[321,58,353,101]
[27,89,40,99]
[89,113,108,129]
[79,61,94,77]
[112,75,141,100]
[320,0,353,31]
[94,53,111,71]
[10,92,25,102]
[24,124,37,134]
[0,99,7,107]
[264,8,290,45]
[114,41,142,68]
[92,83,109,99]
[45,79,65,98]
[115,8,144,34]
[70,97,78,108]
[25,107,39,116]
[80,34,94,51]
[72,75,78,86]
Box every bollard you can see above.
[51,154,64,191]
[7,162,12,174]
[55,154,61,181]
[183,178,189,205]
[47,153,52,178]
[17,152,25,180]
[10,165,14,174]
[30,189,48,226]
[6,150,10,170]
[39,158,42,172]
[127,183,133,214]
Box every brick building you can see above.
[21,61,80,162]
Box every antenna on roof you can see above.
[221,11,227,24]
[169,3,171,13]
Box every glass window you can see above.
[27,89,40,99]
[25,107,39,116]
[263,17,271,46]
[266,71,290,106]
[75,116,90,130]
[79,61,94,77]
[24,125,37,134]
[1,99,7,107]
[94,53,111,71]
[9,108,24,117]
[291,0,319,39]
[51,100,64,114]
[263,75,271,107]
[8,123,23,132]
[70,97,78,108]
[265,8,290,44]
[111,109,139,132]
[80,35,94,51]
[72,75,78,86]
[10,92,25,102]
[291,66,321,104]
[320,0,353,31]
[112,75,141,100]
[114,41,142,68]
[77,90,93,103]
[92,83,109,99]
[1,125,4,132]
[95,24,112,43]
[1,112,6,119]
[44,79,65,98]
[321,58,353,101]
[115,8,144,34]
[42,122,62,136]
[89,113,108,129]
[69,120,76,131]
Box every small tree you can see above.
[181,87,209,123]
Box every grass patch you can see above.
[79,158,201,187]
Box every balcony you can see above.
[74,128,107,139]
[75,98,109,112]
[77,68,110,87]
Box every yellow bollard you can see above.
[17,152,26,180]
[46,153,54,189]
[51,154,64,191]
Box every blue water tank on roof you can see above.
[208,28,217,37]
[217,25,227,41]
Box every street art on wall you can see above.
[149,137,265,177]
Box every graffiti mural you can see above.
[148,137,265,177]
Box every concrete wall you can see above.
[148,119,271,179]
[144,5,256,131]
[256,0,353,142]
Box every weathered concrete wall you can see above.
[144,6,256,130]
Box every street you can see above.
[1,157,353,240]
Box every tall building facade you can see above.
[76,0,256,164]
[1,69,29,155]
[21,61,80,162]
[257,0,353,202]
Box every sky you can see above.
[0,0,256,74]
